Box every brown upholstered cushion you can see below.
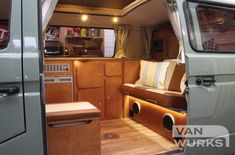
[122,83,187,109]
[164,59,185,92]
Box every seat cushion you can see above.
[135,60,170,89]
[122,83,187,109]
[164,59,185,92]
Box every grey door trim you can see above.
[37,0,47,154]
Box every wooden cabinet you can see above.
[45,59,129,120]
[74,60,124,120]
[46,102,101,155]
[152,24,179,61]
[44,60,74,104]
[44,78,73,103]
[47,120,100,155]
[105,62,123,119]
[75,61,105,119]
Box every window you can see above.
[0,0,10,49]
[187,3,235,52]
[44,26,115,57]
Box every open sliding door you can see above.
[0,0,46,154]
[175,0,235,154]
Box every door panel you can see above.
[0,0,25,144]
[176,0,235,154]
[0,0,46,154]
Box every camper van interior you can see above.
[42,0,187,154]
[1,0,235,155]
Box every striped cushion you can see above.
[164,59,185,92]
[135,60,170,89]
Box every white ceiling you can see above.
[49,0,169,28]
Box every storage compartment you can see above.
[46,102,101,155]
[44,76,73,104]
[125,95,187,142]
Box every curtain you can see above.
[142,27,153,59]
[114,26,129,58]
[164,0,185,63]
[42,0,58,32]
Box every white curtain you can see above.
[142,27,153,59]
[164,0,185,63]
[42,0,58,32]
[114,26,129,58]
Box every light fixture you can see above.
[112,17,119,24]
[81,14,88,22]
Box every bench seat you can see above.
[122,83,187,109]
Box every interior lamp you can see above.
[81,14,88,22]
[112,17,119,24]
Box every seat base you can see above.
[122,83,187,109]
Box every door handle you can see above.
[0,86,20,97]
[196,76,216,86]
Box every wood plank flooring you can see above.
[101,118,179,155]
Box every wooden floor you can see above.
[101,118,179,155]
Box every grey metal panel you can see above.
[0,83,25,143]
[188,0,235,6]
[0,83,45,155]
[0,0,46,154]
[0,0,25,144]
[176,0,235,154]
[21,0,46,153]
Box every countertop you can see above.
[46,102,101,123]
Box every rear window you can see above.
[187,3,235,52]
[45,26,115,57]
[0,0,10,49]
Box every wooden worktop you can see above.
[44,57,140,61]
[46,102,101,123]
[45,57,118,61]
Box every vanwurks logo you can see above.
[172,125,230,148]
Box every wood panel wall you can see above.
[123,59,140,84]
[152,24,179,61]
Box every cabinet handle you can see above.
[48,120,92,128]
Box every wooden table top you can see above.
[46,102,101,123]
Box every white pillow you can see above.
[135,60,170,89]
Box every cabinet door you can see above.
[45,77,73,103]
[105,77,123,119]
[105,62,123,119]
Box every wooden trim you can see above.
[47,109,101,123]
[54,0,150,17]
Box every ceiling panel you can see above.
[51,0,168,28]
[58,0,135,9]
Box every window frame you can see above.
[45,25,116,58]
[0,0,12,50]
[184,1,235,54]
